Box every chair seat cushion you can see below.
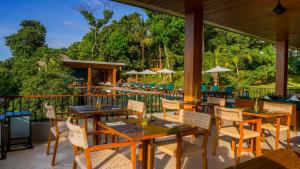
[75,149,132,169]
[261,123,289,131]
[156,141,203,157]
[220,127,260,139]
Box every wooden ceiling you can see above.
[114,0,300,49]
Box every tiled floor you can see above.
[1,113,299,169]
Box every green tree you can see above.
[80,9,113,60]
[21,48,74,95]
[146,10,184,70]
[5,20,46,57]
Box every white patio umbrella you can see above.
[205,66,231,85]
[156,68,175,83]
[123,70,139,81]
[139,69,157,83]
[156,68,175,74]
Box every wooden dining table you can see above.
[242,110,290,150]
[227,149,300,169]
[69,105,130,145]
[98,117,208,169]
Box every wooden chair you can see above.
[261,102,294,148]
[66,117,136,169]
[155,111,211,169]
[127,100,145,121]
[206,97,226,115]
[212,106,262,167]
[45,103,70,166]
[161,99,183,122]
[207,97,226,107]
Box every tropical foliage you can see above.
[1,9,299,96]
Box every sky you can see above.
[0,0,145,60]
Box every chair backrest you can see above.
[212,85,219,92]
[162,99,180,110]
[207,97,226,106]
[263,102,293,114]
[179,111,211,130]
[162,99,181,120]
[66,118,89,148]
[44,103,56,119]
[127,100,145,113]
[168,84,175,90]
[225,86,234,94]
[201,84,207,92]
[215,106,243,122]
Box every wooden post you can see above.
[112,67,117,87]
[275,40,288,96]
[88,67,92,94]
[184,8,203,101]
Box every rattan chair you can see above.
[45,103,70,166]
[67,118,136,169]
[206,97,226,107]
[261,102,293,148]
[161,99,183,122]
[127,100,145,121]
[212,106,261,167]
[155,111,211,169]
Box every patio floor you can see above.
[1,113,300,169]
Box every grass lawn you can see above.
[250,75,300,88]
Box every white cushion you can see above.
[288,95,300,102]
[75,149,132,169]
[264,95,272,100]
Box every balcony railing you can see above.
[0,93,184,121]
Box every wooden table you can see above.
[242,110,290,150]
[98,117,208,169]
[227,149,300,169]
[69,105,130,145]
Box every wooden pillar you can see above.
[112,67,117,87]
[275,40,288,96]
[88,67,92,94]
[184,8,203,101]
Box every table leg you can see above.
[275,117,281,150]
[176,134,182,169]
[141,139,154,169]
[93,115,100,145]
[147,140,154,169]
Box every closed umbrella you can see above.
[205,66,231,85]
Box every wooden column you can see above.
[184,8,203,101]
[88,67,92,94]
[275,40,288,96]
[112,67,117,86]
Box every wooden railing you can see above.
[238,87,300,98]
[0,93,184,121]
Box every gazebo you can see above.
[114,0,298,101]
[61,55,125,93]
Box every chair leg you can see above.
[235,139,243,168]
[255,136,261,156]
[287,130,291,149]
[202,149,208,169]
[72,159,77,169]
[231,138,236,152]
[261,129,265,142]
[212,132,219,156]
[52,136,59,166]
[46,132,52,155]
